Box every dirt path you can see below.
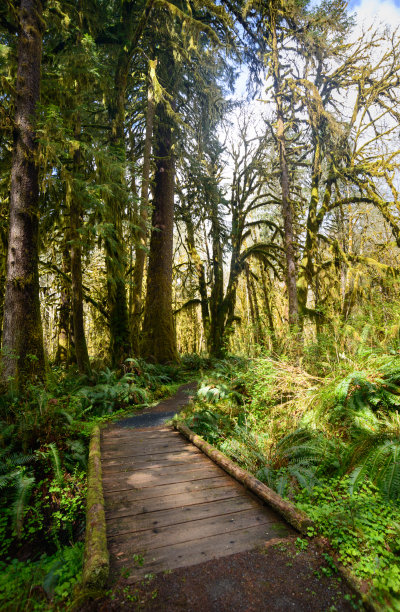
[93,384,362,611]
[114,382,197,429]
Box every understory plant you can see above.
[0,359,187,609]
[179,352,400,607]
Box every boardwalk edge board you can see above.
[174,420,379,612]
[82,425,109,589]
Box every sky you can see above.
[348,0,400,26]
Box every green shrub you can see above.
[296,478,400,607]
[0,543,83,610]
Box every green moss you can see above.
[82,426,109,589]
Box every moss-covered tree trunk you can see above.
[55,237,74,365]
[208,199,226,357]
[131,62,156,354]
[270,13,299,331]
[103,0,155,367]
[2,0,45,390]
[260,263,277,352]
[68,138,91,375]
[105,53,131,368]
[185,214,210,347]
[141,101,178,362]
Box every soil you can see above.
[86,539,362,611]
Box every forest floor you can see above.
[92,539,359,611]
[87,384,362,611]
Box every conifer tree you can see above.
[2,0,46,389]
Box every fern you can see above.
[0,450,36,494]
[349,438,400,501]
[186,408,227,444]
[272,428,343,474]
[12,472,35,538]
[47,443,62,482]
[0,469,22,490]
[65,439,87,470]
[347,413,400,500]
[220,426,266,472]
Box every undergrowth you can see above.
[178,352,400,609]
[0,357,191,610]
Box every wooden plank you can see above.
[112,522,291,581]
[105,426,172,435]
[102,450,203,467]
[102,429,180,443]
[108,508,275,555]
[101,441,191,458]
[101,437,187,451]
[102,453,206,473]
[105,484,244,518]
[101,442,194,457]
[102,466,222,492]
[103,454,209,472]
[106,496,267,537]
[101,445,201,461]
[102,458,216,479]
[104,476,235,507]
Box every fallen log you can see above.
[82,425,109,589]
[174,421,313,534]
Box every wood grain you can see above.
[102,424,292,581]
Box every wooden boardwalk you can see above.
[102,423,292,582]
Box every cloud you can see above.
[349,0,400,29]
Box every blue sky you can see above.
[347,0,400,26]
[349,0,400,6]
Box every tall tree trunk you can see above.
[141,101,178,362]
[259,263,277,352]
[208,200,225,357]
[2,0,45,390]
[103,0,155,366]
[68,135,91,375]
[55,237,74,365]
[0,219,8,348]
[131,61,156,354]
[270,14,299,331]
[105,54,131,368]
[250,268,263,345]
[245,262,257,342]
[185,215,210,346]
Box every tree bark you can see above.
[270,14,299,330]
[260,263,277,352]
[141,101,178,362]
[208,199,226,357]
[131,62,156,354]
[55,237,74,365]
[245,262,257,342]
[2,0,45,390]
[68,139,91,375]
[249,266,263,345]
[105,51,131,368]
[185,214,210,348]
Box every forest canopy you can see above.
[0,0,399,378]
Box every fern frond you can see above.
[13,473,35,538]
[47,443,62,482]
[0,469,21,490]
